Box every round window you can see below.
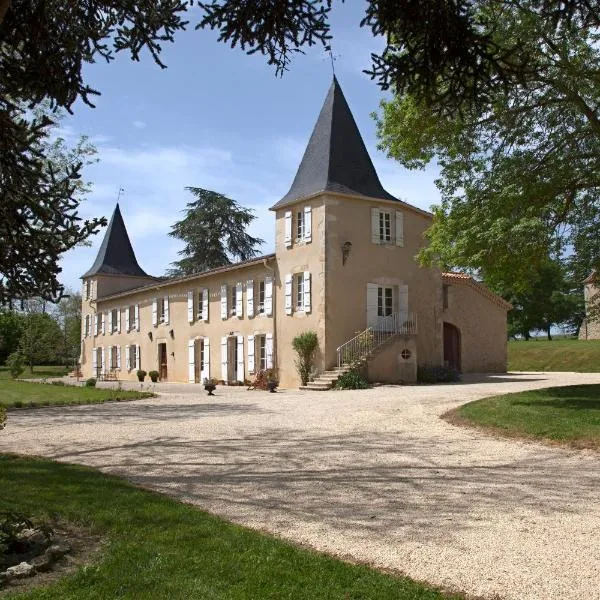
[401,349,412,360]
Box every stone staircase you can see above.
[299,365,352,391]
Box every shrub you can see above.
[6,351,24,379]
[292,331,319,386]
[137,370,147,382]
[417,365,460,384]
[335,370,370,390]
[85,377,97,388]
[0,406,6,431]
[148,370,159,383]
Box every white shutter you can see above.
[266,333,274,369]
[247,334,255,373]
[116,310,121,333]
[101,347,106,371]
[303,271,311,313]
[221,285,228,320]
[304,206,312,242]
[395,211,404,247]
[92,280,97,299]
[125,307,130,332]
[135,345,140,370]
[125,345,131,370]
[188,339,195,383]
[221,336,228,381]
[284,211,292,248]
[246,280,254,318]
[265,277,273,316]
[371,207,380,244]
[187,291,194,323]
[202,338,210,381]
[237,335,244,382]
[367,283,379,328]
[102,312,107,335]
[92,347,97,370]
[116,345,121,369]
[94,314,99,336]
[152,299,158,326]
[108,310,113,334]
[164,297,169,324]
[399,284,409,317]
[201,289,209,321]
[284,274,293,315]
[135,304,140,331]
[107,346,112,368]
[236,282,243,318]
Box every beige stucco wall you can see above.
[442,283,508,372]
[579,283,600,340]
[367,336,418,383]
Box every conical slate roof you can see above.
[82,204,150,278]
[272,76,397,209]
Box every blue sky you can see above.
[60,1,440,291]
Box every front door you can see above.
[158,343,168,381]
[443,323,461,371]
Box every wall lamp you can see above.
[342,241,353,265]
[169,329,175,339]
[148,331,153,341]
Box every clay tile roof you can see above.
[442,272,513,310]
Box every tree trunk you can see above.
[546,327,552,341]
[29,362,34,374]
[523,330,531,340]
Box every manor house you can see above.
[80,77,511,388]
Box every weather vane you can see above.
[117,186,125,203]
[326,44,337,75]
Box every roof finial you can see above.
[117,186,125,204]
[326,44,336,76]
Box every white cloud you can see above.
[132,120,147,129]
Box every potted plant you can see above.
[266,368,279,393]
[148,370,159,383]
[137,369,147,382]
[203,377,217,396]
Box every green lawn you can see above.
[508,338,600,372]
[0,365,69,380]
[0,455,461,599]
[446,384,600,450]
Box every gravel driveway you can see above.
[1,372,599,600]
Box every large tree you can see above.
[18,312,62,373]
[376,0,600,291]
[167,187,264,276]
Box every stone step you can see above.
[300,381,333,390]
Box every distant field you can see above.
[508,339,600,372]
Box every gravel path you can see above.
[1,372,599,600]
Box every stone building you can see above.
[79,77,511,388]
[579,271,600,340]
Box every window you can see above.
[84,314,90,337]
[99,312,104,334]
[129,345,136,370]
[257,335,267,371]
[157,298,166,323]
[442,284,449,310]
[111,308,119,333]
[295,273,304,310]
[379,211,392,243]
[128,306,135,331]
[400,348,412,360]
[296,210,305,241]
[258,280,265,314]
[84,280,91,300]
[230,285,237,316]
[377,287,393,317]
[110,346,118,369]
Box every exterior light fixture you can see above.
[169,329,174,339]
[342,241,352,265]
[148,331,153,341]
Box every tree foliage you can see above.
[0,310,24,365]
[18,312,63,373]
[167,188,264,276]
[376,0,600,290]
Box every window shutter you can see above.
[371,207,380,244]
[284,274,293,315]
[125,345,130,370]
[102,312,107,335]
[92,347,97,370]
[266,333,274,368]
[187,291,194,323]
[107,346,112,368]
[366,283,379,328]
[246,280,254,318]
[265,277,273,316]
[202,338,210,381]
[201,288,209,321]
[152,299,158,326]
[284,211,292,248]
[94,314,99,336]
[164,297,169,324]
[92,280,97,299]
[221,285,228,320]
[125,307,130,332]
[236,282,243,318]
[395,211,404,247]
[237,335,244,382]
[135,304,140,331]
[247,335,255,373]
[135,345,141,370]
[304,206,312,242]
[398,284,409,317]
[116,346,121,369]
[303,271,311,313]
[188,339,195,383]
[116,310,121,333]
[101,347,106,371]
[221,336,228,381]
[108,310,113,334]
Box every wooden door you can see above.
[443,323,461,371]
[158,343,168,381]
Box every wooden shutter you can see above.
[266,333,273,368]
[236,335,244,382]
[247,335,255,373]
[125,345,131,370]
[187,291,194,323]
[371,207,380,244]
[108,310,113,334]
[221,336,228,381]
[366,283,378,328]
[304,206,312,242]
[201,288,209,321]
[285,274,293,315]
[92,347,97,370]
[265,277,273,316]
[135,345,141,370]
[284,211,292,247]
[236,282,243,318]
[164,297,169,324]
[246,280,254,318]
[116,310,121,333]
[152,299,158,326]
[188,339,195,383]
[398,284,409,317]
[220,285,228,319]
[101,347,106,371]
[303,272,311,313]
[202,338,210,381]
[107,346,112,368]
[102,312,107,335]
[116,345,121,369]
[395,211,404,247]
[125,307,130,332]
[94,314,99,336]
[135,304,140,331]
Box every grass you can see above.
[0,365,69,380]
[508,338,600,372]
[446,384,600,450]
[0,455,462,599]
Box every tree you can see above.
[292,331,319,386]
[18,313,62,373]
[167,188,264,276]
[0,310,25,364]
[376,1,600,291]
[50,291,83,367]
